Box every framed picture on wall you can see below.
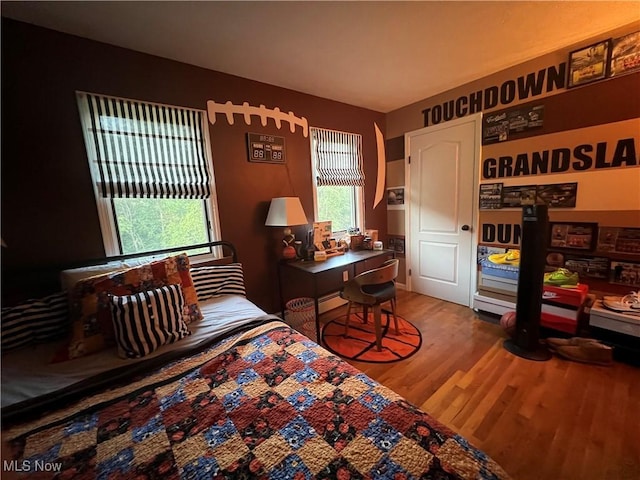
[536,182,577,208]
[597,227,640,255]
[610,31,640,77]
[388,235,405,256]
[387,187,404,205]
[479,183,503,209]
[613,228,640,255]
[387,187,405,211]
[549,222,597,251]
[482,112,509,145]
[568,39,611,88]
[564,255,610,279]
[501,185,536,208]
[610,261,640,288]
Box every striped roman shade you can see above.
[109,284,191,358]
[311,127,365,187]
[77,92,211,199]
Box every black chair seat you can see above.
[339,259,400,351]
[360,281,395,303]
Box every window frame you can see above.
[309,127,365,236]
[76,92,222,259]
[312,184,364,238]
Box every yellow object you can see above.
[487,249,520,266]
[314,251,327,261]
[543,268,579,286]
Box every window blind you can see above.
[311,127,365,187]
[78,92,211,199]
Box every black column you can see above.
[504,203,552,361]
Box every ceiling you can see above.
[2,1,639,113]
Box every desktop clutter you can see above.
[295,223,382,262]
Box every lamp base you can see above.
[282,245,297,260]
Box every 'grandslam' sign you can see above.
[480,119,639,180]
[422,64,565,127]
[482,138,637,179]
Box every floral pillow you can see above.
[59,253,201,361]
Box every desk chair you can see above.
[340,258,399,351]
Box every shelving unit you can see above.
[546,246,639,297]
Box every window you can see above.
[76,92,220,257]
[310,127,364,235]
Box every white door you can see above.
[406,114,480,306]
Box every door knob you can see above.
[461,225,470,231]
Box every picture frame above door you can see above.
[568,39,611,88]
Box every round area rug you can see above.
[321,311,422,363]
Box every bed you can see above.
[1,242,510,479]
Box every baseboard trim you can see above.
[277,284,406,320]
[319,293,347,314]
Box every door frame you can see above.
[404,113,482,307]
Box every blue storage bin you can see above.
[480,259,519,280]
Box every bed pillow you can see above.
[60,262,129,292]
[64,253,201,360]
[191,263,246,301]
[109,284,191,358]
[1,291,69,351]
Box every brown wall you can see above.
[385,21,640,297]
[0,19,387,311]
[386,21,640,138]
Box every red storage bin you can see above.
[540,311,578,334]
[541,284,589,335]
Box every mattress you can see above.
[2,319,512,479]
[1,295,268,410]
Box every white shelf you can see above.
[590,302,640,338]
[473,292,516,316]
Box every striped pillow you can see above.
[109,284,190,359]
[191,263,246,301]
[1,291,69,351]
[64,253,201,362]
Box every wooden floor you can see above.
[318,290,640,480]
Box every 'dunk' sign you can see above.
[482,223,522,246]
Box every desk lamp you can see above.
[265,197,308,259]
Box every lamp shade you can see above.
[265,197,308,227]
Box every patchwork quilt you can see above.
[3,321,510,479]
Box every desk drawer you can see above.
[280,261,355,298]
[316,267,353,295]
